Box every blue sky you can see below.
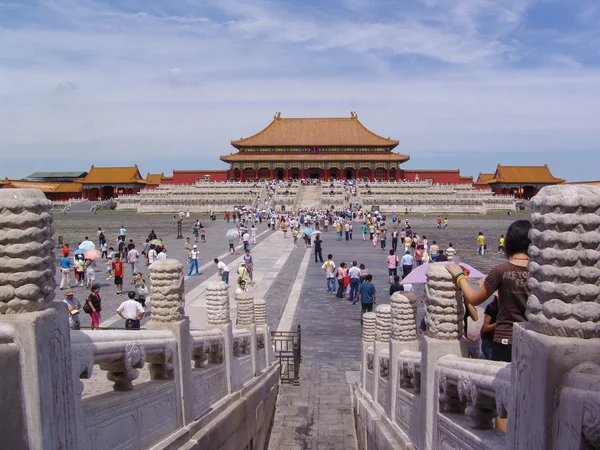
[1,0,599,181]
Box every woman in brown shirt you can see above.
[446,220,532,362]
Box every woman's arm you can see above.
[446,265,493,306]
[466,303,479,322]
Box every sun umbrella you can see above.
[84,249,102,260]
[400,262,485,285]
[72,248,85,256]
[150,239,162,245]
[225,229,239,240]
[312,230,322,236]
[303,227,313,236]
[78,240,95,251]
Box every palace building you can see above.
[476,164,565,199]
[220,112,409,181]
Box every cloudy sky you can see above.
[1,0,599,181]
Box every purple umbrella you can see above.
[400,262,485,285]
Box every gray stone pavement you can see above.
[51,212,273,328]
[267,214,516,449]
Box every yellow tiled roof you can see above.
[231,113,399,148]
[81,166,146,185]
[4,180,82,193]
[477,173,495,183]
[490,165,564,184]
[145,173,164,184]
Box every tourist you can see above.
[314,235,324,263]
[235,279,248,296]
[119,225,127,240]
[200,225,206,243]
[391,227,398,252]
[349,222,353,240]
[336,222,342,241]
[74,255,85,287]
[156,246,167,260]
[415,245,424,266]
[62,243,70,257]
[498,234,505,254]
[443,217,448,229]
[343,261,360,302]
[372,233,378,252]
[59,253,73,289]
[422,235,428,252]
[63,288,81,330]
[148,229,157,241]
[380,229,387,251]
[85,262,95,289]
[422,249,430,264]
[84,284,102,330]
[251,224,256,245]
[228,234,236,255]
[464,302,481,358]
[118,237,127,260]
[112,254,124,294]
[389,275,404,297]
[335,262,348,298]
[188,245,200,276]
[429,241,439,262]
[127,244,140,274]
[368,223,375,240]
[446,220,531,362]
[387,249,399,283]
[147,244,158,265]
[193,222,199,242]
[437,216,442,228]
[131,273,148,307]
[359,263,369,285]
[481,296,498,360]
[477,232,486,256]
[322,254,336,294]
[100,241,108,261]
[403,234,412,253]
[292,228,298,246]
[214,258,230,284]
[243,230,250,251]
[356,274,376,320]
[436,249,448,262]
[361,222,368,241]
[446,243,457,261]
[237,262,251,287]
[401,250,414,279]
[117,291,145,330]
[185,237,192,261]
[243,250,254,284]
[345,222,350,241]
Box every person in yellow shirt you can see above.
[498,234,505,254]
[477,232,486,256]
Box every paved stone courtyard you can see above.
[52,210,525,447]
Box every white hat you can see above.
[193,244,198,248]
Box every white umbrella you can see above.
[78,240,96,251]
[225,229,239,240]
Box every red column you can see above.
[324,169,328,182]
[285,169,289,180]
[370,170,374,182]
[240,170,245,182]
[301,169,305,179]
[386,169,390,181]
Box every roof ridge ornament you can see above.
[274,112,281,119]
[350,111,358,119]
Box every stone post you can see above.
[389,292,419,420]
[236,293,258,375]
[422,264,467,450]
[206,281,235,393]
[253,299,272,368]
[508,185,600,450]
[146,259,190,426]
[361,311,376,391]
[373,304,391,408]
[0,189,78,449]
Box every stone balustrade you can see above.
[0,189,279,450]
[352,184,600,450]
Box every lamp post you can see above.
[177,219,183,239]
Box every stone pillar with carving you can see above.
[508,185,600,450]
[253,299,272,368]
[361,311,376,391]
[236,293,258,375]
[0,189,78,449]
[373,304,391,413]
[389,292,420,421]
[146,259,191,425]
[422,263,467,450]
[205,281,235,393]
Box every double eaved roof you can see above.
[478,165,564,184]
[231,112,399,149]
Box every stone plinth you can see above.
[424,264,465,339]
[527,184,600,339]
[206,282,230,325]
[391,292,418,342]
[236,293,254,326]
[149,260,185,323]
[0,189,55,314]
[253,299,266,325]
[375,304,392,342]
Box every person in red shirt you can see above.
[62,244,70,257]
[112,254,124,294]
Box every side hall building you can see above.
[220,112,409,181]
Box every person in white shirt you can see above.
[147,245,158,265]
[214,258,230,284]
[156,248,167,260]
[187,245,200,276]
[347,261,362,301]
[401,251,414,279]
[127,245,140,274]
[63,289,81,330]
[117,291,145,329]
[242,232,250,251]
[251,225,257,245]
[321,254,337,294]
[446,244,457,261]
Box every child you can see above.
[100,241,108,261]
[75,255,85,287]
[112,254,124,294]
[106,247,115,280]
[372,234,378,252]
[200,226,206,243]
[498,234,505,254]
[85,263,96,289]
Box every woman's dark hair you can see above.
[389,249,394,255]
[91,284,100,292]
[504,220,532,257]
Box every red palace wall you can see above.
[162,170,229,184]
